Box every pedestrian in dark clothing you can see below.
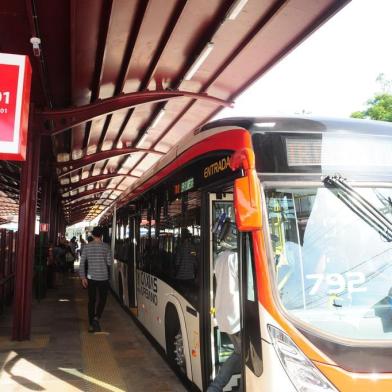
[79,226,113,333]
[53,238,68,285]
[79,235,86,258]
[69,236,78,273]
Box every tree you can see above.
[351,74,392,122]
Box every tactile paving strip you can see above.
[74,282,128,392]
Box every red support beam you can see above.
[12,118,41,341]
[114,1,286,193]
[35,90,232,135]
[82,0,114,150]
[40,166,52,227]
[67,200,110,211]
[56,147,163,177]
[62,188,107,204]
[61,173,136,193]
[66,209,105,223]
[64,198,112,212]
[49,195,57,244]
[59,213,66,237]
[55,198,61,240]
[65,211,97,220]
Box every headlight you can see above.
[268,325,338,392]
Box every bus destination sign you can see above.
[174,177,194,195]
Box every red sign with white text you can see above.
[0,53,32,161]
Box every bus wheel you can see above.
[174,331,186,371]
[165,304,186,374]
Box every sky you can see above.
[216,0,392,119]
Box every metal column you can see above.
[36,166,52,300]
[12,125,41,341]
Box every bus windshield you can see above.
[265,185,392,341]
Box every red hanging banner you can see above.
[0,53,32,161]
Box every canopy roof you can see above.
[0,0,350,225]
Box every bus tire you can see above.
[165,303,186,375]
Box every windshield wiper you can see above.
[323,175,392,242]
[374,189,392,216]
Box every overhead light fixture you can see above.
[226,0,248,20]
[72,149,83,160]
[87,144,97,155]
[150,108,166,128]
[57,152,70,162]
[101,141,112,151]
[136,131,150,148]
[184,42,214,81]
[70,174,80,183]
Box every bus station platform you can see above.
[0,274,187,392]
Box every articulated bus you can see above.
[104,117,392,391]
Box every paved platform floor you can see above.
[0,274,188,392]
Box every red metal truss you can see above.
[64,197,112,211]
[81,0,114,151]
[64,200,109,214]
[61,173,137,193]
[66,206,106,220]
[56,147,163,177]
[61,188,108,204]
[1,0,352,230]
[35,90,232,135]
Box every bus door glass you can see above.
[209,193,241,390]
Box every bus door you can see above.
[208,193,241,391]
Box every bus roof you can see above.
[101,116,392,221]
[199,116,392,136]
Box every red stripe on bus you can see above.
[122,128,252,204]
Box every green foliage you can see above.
[351,111,365,119]
[350,74,392,122]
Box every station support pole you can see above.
[50,197,58,245]
[37,166,52,300]
[12,120,41,341]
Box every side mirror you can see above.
[230,149,262,231]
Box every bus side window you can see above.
[138,203,150,272]
[242,233,263,377]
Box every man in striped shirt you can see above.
[80,226,113,333]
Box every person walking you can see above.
[69,237,78,273]
[79,235,86,259]
[53,238,68,285]
[79,226,113,333]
